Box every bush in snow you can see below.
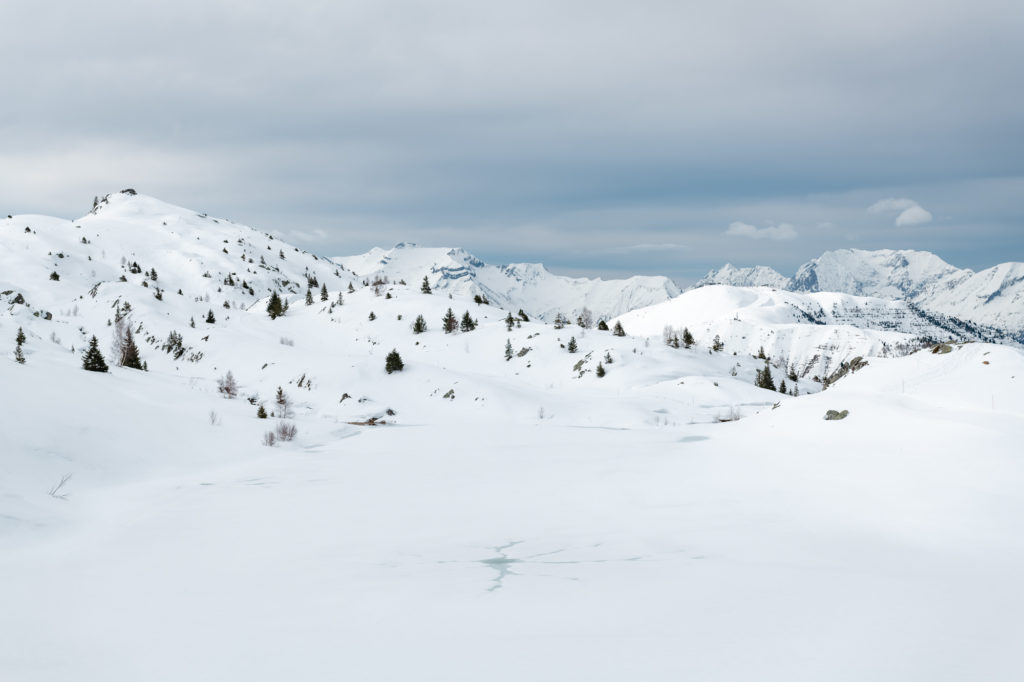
[385,349,404,374]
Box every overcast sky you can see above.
[2,0,1021,284]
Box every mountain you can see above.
[613,285,962,383]
[334,243,681,322]
[698,248,1024,342]
[695,263,791,289]
[5,191,1024,680]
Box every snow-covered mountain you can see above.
[698,248,1024,342]
[334,243,681,323]
[613,285,960,383]
[5,191,1024,680]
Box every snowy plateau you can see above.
[2,190,1023,681]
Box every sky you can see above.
[1,0,1022,285]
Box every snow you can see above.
[333,242,681,323]
[698,248,1024,341]
[2,192,1024,680]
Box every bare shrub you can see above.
[275,420,298,442]
[262,431,277,447]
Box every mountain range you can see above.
[697,249,1024,342]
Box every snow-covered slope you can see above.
[4,191,1024,680]
[334,242,681,322]
[613,285,969,382]
[698,248,1024,342]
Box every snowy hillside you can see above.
[334,242,681,322]
[611,285,964,382]
[698,248,1024,341]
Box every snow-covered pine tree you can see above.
[567,336,578,353]
[505,339,513,361]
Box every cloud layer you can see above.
[726,222,798,241]
[869,198,934,226]
[0,0,1021,282]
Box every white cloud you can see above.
[868,198,933,226]
[725,221,798,241]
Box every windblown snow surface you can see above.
[2,192,1024,680]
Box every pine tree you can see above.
[16,327,26,346]
[442,308,457,333]
[82,336,109,372]
[368,311,376,321]
[14,345,25,364]
[597,320,609,331]
[682,328,695,348]
[504,338,513,361]
[120,327,144,370]
[412,314,427,334]
[505,313,515,331]
[336,292,344,305]
[712,334,724,352]
[348,282,355,293]
[612,321,626,337]
[267,291,284,319]
[460,311,476,332]
[421,276,432,294]
[517,309,529,322]
[256,404,268,419]
[595,362,605,378]
[305,288,314,305]
[779,379,787,394]
[567,336,578,353]
[320,283,328,301]
[385,349,404,374]
[205,309,216,324]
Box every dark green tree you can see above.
[504,338,513,361]
[368,311,376,321]
[567,336,578,353]
[305,288,314,305]
[267,291,284,319]
[504,313,515,331]
[421,276,432,294]
[442,308,457,333]
[385,349,404,374]
[612,321,626,337]
[16,327,25,346]
[596,362,606,377]
[597,320,609,331]
[412,314,427,333]
[517,309,529,322]
[320,283,328,301]
[682,328,695,348]
[120,327,144,370]
[205,310,216,324]
[14,345,25,364]
[256,404,268,419]
[82,335,109,372]
[712,335,724,352]
[460,311,476,332]
[779,379,787,394]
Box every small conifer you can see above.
[596,362,605,377]
[505,339,513,361]
[567,336,578,353]
[612,321,626,337]
[82,336,109,372]
[421,276,432,294]
[385,349,404,374]
[412,314,427,334]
